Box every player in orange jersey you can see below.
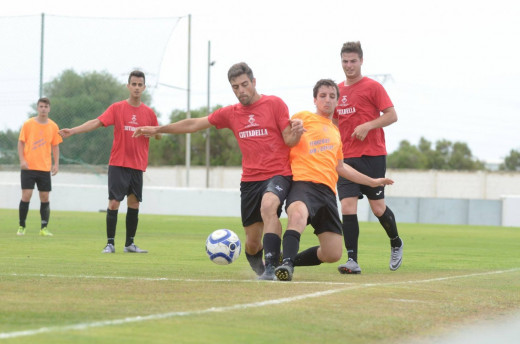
[17,97,63,236]
[274,79,393,281]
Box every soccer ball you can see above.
[205,229,241,265]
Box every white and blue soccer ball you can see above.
[205,229,241,265]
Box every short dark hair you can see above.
[340,41,363,59]
[128,70,146,84]
[227,62,254,82]
[313,79,339,99]
[37,97,50,106]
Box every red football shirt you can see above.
[208,95,291,181]
[98,100,158,171]
[333,77,393,158]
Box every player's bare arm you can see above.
[51,145,59,176]
[351,106,397,141]
[282,119,305,147]
[59,119,103,138]
[17,141,28,170]
[133,117,212,138]
[337,160,394,187]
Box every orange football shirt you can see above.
[290,111,343,193]
[19,118,62,171]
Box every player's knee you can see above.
[287,215,306,230]
[318,247,342,263]
[245,237,262,253]
[372,208,385,217]
[260,199,279,218]
[108,200,121,210]
[330,250,343,262]
[287,202,308,225]
[369,201,386,217]
[324,252,342,263]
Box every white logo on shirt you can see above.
[244,114,259,129]
[125,114,139,132]
[129,114,138,125]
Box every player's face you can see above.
[230,74,257,106]
[314,85,338,118]
[127,76,146,99]
[341,52,363,80]
[37,102,50,116]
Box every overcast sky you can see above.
[1,0,519,162]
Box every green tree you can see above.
[448,141,484,170]
[148,106,241,166]
[500,149,520,171]
[418,137,446,169]
[43,69,152,165]
[388,137,485,170]
[387,140,428,169]
[0,129,19,164]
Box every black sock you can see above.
[342,214,359,262]
[281,230,301,262]
[40,202,50,229]
[19,201,29,227]
[106,209,118,245]
[262,233,281,266]
[246,249,265,276]
[293,246,321,266]
[377,206,402,247]
[125,208,139,247]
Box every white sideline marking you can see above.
[1,268,519,340]
[4,273,356,285]
[0,288,353,340]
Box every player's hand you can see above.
[133,126,157,138]
[20,161,29,170]
[290,119,306,135]
[373,177,394,187]
[51,165,59,176]
[351,123,371,141]
[58,128,74,138]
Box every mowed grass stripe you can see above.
[1,209,519,344]
[2,268,518,340]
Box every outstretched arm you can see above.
[336,160,394,188]
[59,119,103,138]
[133,117,212,137]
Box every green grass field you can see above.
[1,208,519,343]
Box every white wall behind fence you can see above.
[1,167,520,227]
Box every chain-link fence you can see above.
[0,14,184,171]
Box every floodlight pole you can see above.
[185,14,192,187]
[206,41,215,188]
[39,13,45,98]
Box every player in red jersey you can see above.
[59,71,160,254]
[133,62,304,280]
[333,42,403,274]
